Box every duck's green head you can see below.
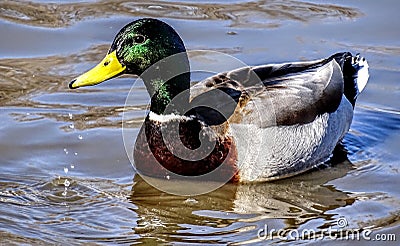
[69,18,188,89]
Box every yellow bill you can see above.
[69,50,126,89]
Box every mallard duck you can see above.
[69,18,369,183]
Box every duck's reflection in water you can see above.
[129,146,355,244]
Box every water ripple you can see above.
[0,173,137,243]
[0,0,362,28]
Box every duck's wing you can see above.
[190,54,347,127]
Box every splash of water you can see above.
[62,165,71,197]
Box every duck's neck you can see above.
[148,73,190,115]
[142,55,190,115]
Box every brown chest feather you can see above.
[134,118,239,182]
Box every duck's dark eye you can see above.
[133,35,146,44]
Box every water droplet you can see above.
[26,112,30,116]
[63,148,68,155]
[68,113,73,120]
[64,179,70,187]
[69,124,75,129]
[70,164,75,169]
[64,167,68,174]
[74,152,78,156]
[62,188,67,197]
[166,175,170,180]
[78,135,83,140]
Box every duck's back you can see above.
[190,52,368,127]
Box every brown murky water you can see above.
[1,0,399,244]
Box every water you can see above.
[0,0,399,244]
